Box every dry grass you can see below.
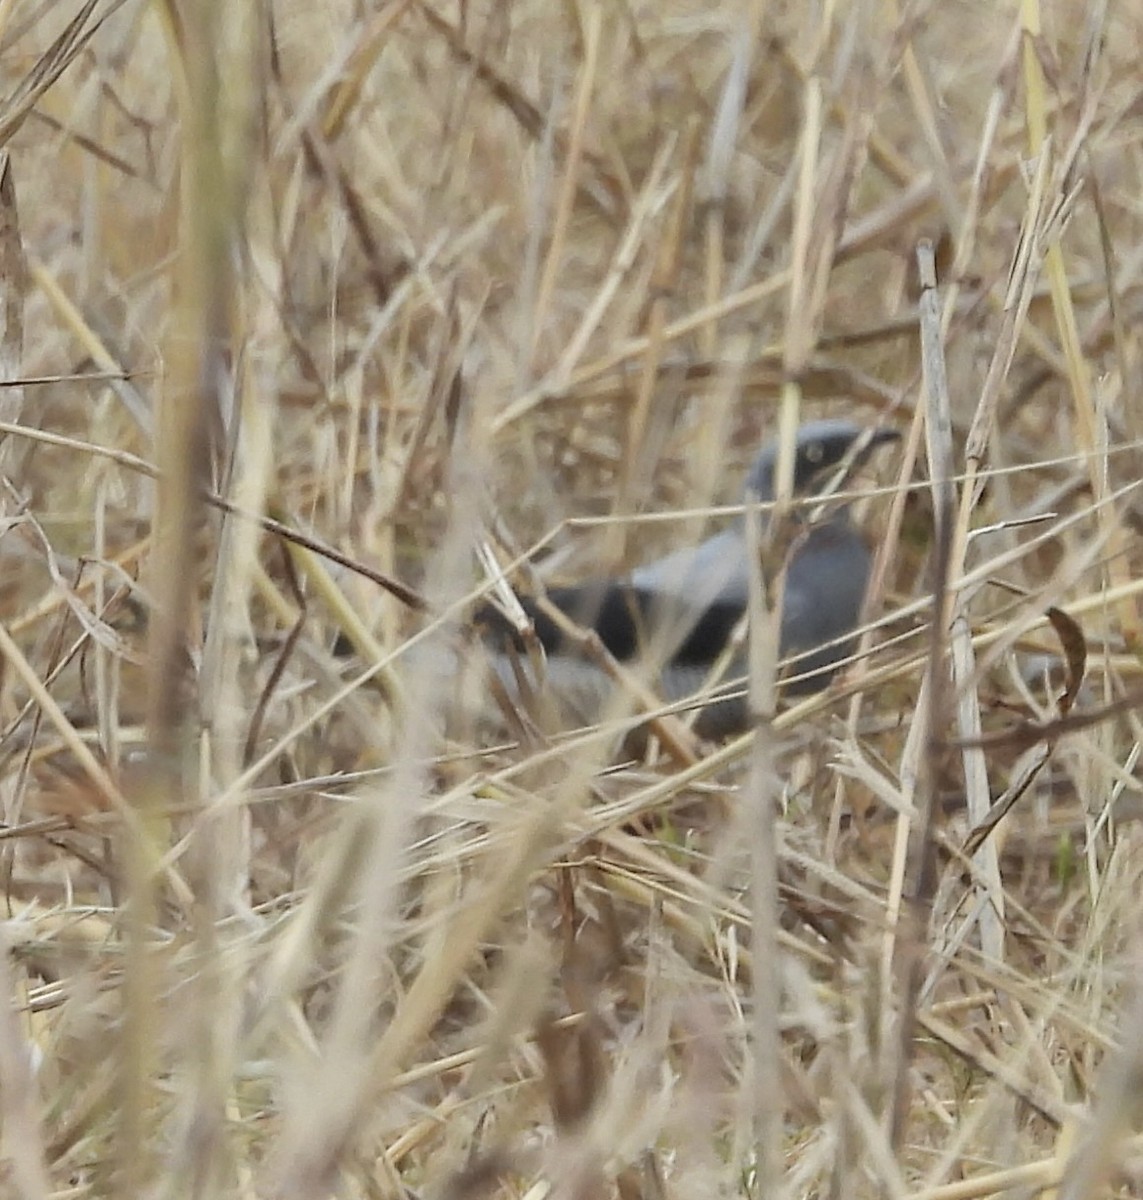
[1,0,1143,1196]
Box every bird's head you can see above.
[743,419,900,502]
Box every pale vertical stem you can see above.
[745,492,784,1200]
[529,4,602,366]
[887,242,953,1149]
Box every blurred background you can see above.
[0,1,1141,1196]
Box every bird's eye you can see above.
[805,442,824,464]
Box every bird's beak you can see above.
[868,425,902,448]
[845,424,901,472]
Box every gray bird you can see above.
[480,419,899,737]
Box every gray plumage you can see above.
[482,420,897,737]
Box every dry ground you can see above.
[1,0,1143,1197]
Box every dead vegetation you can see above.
[1,0,1143,1196]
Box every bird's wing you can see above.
[484,526,748,665]
[629,526,749,609]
